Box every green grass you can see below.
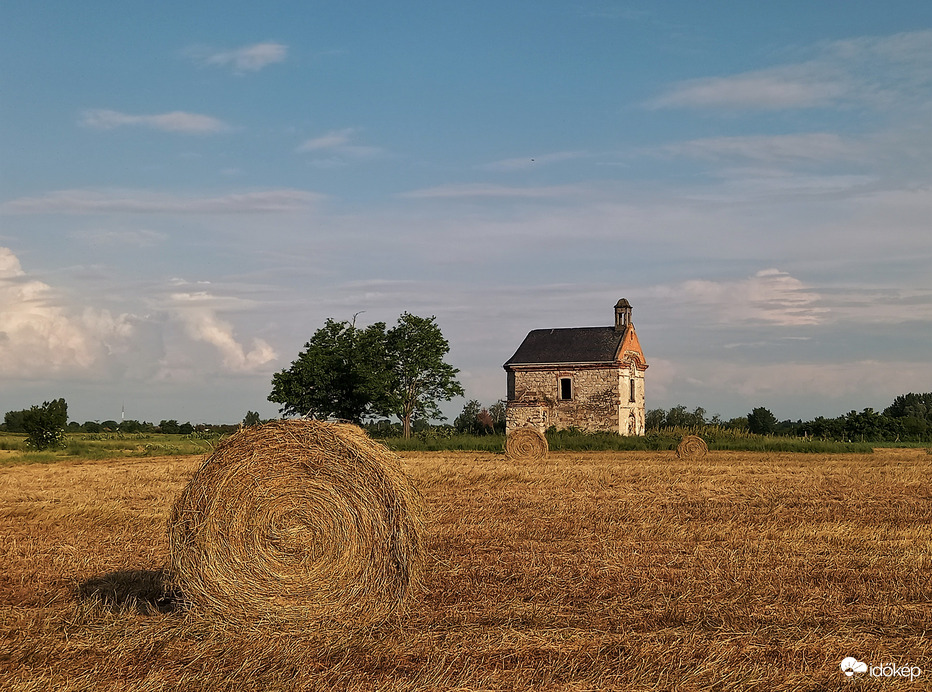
[382,433,507,452]
[0,434,27,451]
[0,432,221,465]
[0,425,884,464]
[548,426,876,453]
[378,427,877,454]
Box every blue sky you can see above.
[2,1,931,425]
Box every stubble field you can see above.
[1,448,930,691]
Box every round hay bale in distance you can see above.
[676,434,709,459]
[168,419,425,623]
[505,427,549,461]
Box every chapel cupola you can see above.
[614,298,632,331]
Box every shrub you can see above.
[22,399,68,451]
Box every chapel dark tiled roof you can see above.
[503,326,626,367]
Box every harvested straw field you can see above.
[168,420,424,624]
[2,447,931,690]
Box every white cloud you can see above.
[0,250,282,384]
[72,229,168,247]
[644,353,932,419]
[648,66,847,110]
[0,247,135,378]
[3,188,324,214]
[297,128,356,152]
[648,30,932,111]
[168,291,277,372]
[658,133,864,164]
[647,269,827,327]
[399,183,584,199]
[200,42,287,73]
[683,359,932,401]
[697,170,877,199]
[296,128,384,164]
[479,151,589,171]
[827,30,932,76]
[806,286,932,326]
[80,109,231,134]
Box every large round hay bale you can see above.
[676,434,709,459]
[505,427,548,461]
[167,420,425,623]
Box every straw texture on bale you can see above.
[168,420,425,623]
[676,434,709,459]
[505,427,549,462]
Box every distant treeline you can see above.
[2,416,250,436]
[5,393,932,445]
[646,392,932,443]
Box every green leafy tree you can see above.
[662,405,706,427]
[645,408,665,430]
[22,398,68,450]
[899,415,928,438]
[884,393,932,439]
[159,419,181,434]
[243,411,261,427]
[884,392,932,421]
[454,399,483,434]
[269,313,463,438]
[488,400,507,434]
[747,407,777,435]
[268,318,391,422]
[843,408,899,441]
[118,419,142,434]
[4,409,27,433]
[647,405,707,429]
[453,400,495,435]
[383,313,464,438]
[804,415,844,440]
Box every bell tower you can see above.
[614,298,632,331]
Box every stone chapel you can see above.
[503,299,648,435]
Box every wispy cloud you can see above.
[580,5,650,21]
[648,269,828,327]
[4,188,324,214]
[188,42,288,74]
[80,109,231,134]
[648,65,847,110]
[399,183,583,199]
[681,359,932,403]
[479,151,589,171]
[71,229,168,247]
[802,286,932,326]
[297,128,356,152]
[658,133,864,164]
[296,128,383,164]
[648,30,932,111]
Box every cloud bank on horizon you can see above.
[2,1,931,424]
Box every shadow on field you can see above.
[77,568,179,614]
